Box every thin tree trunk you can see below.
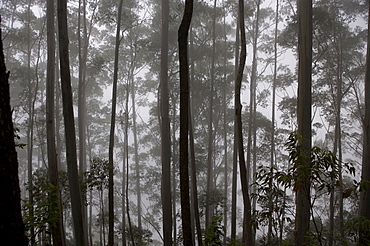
[235,0,253,243]
[46,0,65,244]
[108,0,124,244]
[178,0,194,243]
[171,103,177,246]
[268,0,278,244]
[160,0,172,242]
[296,0,312,245]
[206,0,217,227]
[57,0,86,244]
[231,16,239,242]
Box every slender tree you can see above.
[360,1,370,244]
[295,0,312,245]
[47,0,65,244]
[178,0,194,243]
[0,17,28,246]
[108,0,124,244]
[57,0,87,244]
[235,0,253,243]
[160,0,172,243]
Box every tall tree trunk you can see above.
[178,0,194,243]
[160,0,172,243]
[231,16,239,241]
[235,0,253,243]
[47,0,65,244]
[268,0,279,244]
[296,0,312,245]
[0,17,29,246]
[171,102,178,246]
[205,0,217,227]
[360,2,370,244]
[57,0,87,244]
[77,0,88,238]
[108,0,124,244]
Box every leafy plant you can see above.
[204,215,225,246]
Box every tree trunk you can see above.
[0,17,29,246]
[108,0,124,244]
[178,0,194,243]
[231,16,239,242]
[268,0,278,244]
[235,0,253,243]
[47,0,65,244]
[160,0,172,243]
[205,0,217,227]
[296,0,312,245]
[360,2,370,244]
[57,0,87,244]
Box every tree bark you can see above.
[57,0,87,244]
[360,2,370,244]
[295,0,312,245]
[235,0,253,244]
[0,17,29,246]
[160,0,172,243]
[178,0,194,243]
[47,0,65,244]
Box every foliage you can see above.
[22,169,61,243]
[203,216,225,246]
[84,157,110,191]
[124,224,153,245]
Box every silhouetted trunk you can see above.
[178,0,194,243]
[108,0,124,244]
[268,0,278,244]
[360,2,370,244]
[57,0,87,244]
[235,0,253,243]
[0,17,28,246]
[47,0,65,244]
[296,0,312,245]
[160,0,172,242]
[231,16,239,242]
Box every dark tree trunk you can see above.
[47,0,65,244]
[160,0,172,240]
[235,0,253,243]
[295,0,312,245]
[178,0,194,243]
[57,0,87,244]
[0,17,28,246]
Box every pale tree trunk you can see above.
[171,101,178,246]
[46,0,65,244]
[178,0,194,243]
[268,0,278,244]
[205,0,217,227]
[235,0,253,243]
[360,2,370,244]
[160,0,172,243]
[57,0,87,244]
[0,16,29,245]
[231,16,239,241]
[108,0,124,244]
[296,0,312,245]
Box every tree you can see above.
[360,1,370,244]
[178,0,194,243]
[295,0,312,245]
[0,17,28,246]
[108,0,124,244]
[57,0,87,244]
[235,0,253,243]
[46,0,65,244]
[160,0,172,243]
